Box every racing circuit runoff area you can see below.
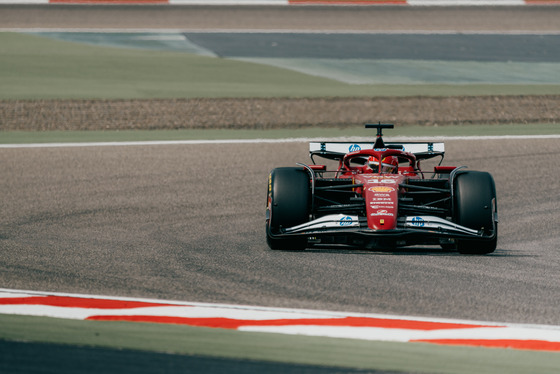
[2,4,560,374]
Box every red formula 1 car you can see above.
[266,124,498,254]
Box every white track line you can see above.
[2,135,560,149]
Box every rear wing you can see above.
[309,142,445,161]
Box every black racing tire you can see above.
[266,167,310,250]
[453,170,498,255]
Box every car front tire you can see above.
[266,167,310,250]
[453,171,498,255]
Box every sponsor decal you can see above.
[369,186,395,193]
[339,216,353,226]
[366,179,397,184]
[371,213,394,217]
[373,148,387,152]
[371,210,394,217]
[349,144,361,152]
[412,217,425,227]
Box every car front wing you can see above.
[268,214,497,243]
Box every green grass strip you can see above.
[1,314,559,374]
[1,124,559,144]
[2,32,560,100]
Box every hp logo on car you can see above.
[339,216,353,226]
[349,144,361,152]
[411,217,425,227]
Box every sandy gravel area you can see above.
[2,5,560,32]
[2,96,559,131]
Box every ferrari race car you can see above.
[266,124,498,254]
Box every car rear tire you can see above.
[453,171,498,255]
[266,167,310,250]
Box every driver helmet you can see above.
[368,156,398,174]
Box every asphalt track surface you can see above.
[2,5,560,373]
[183,33,560,62]
[2,138,560,326]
